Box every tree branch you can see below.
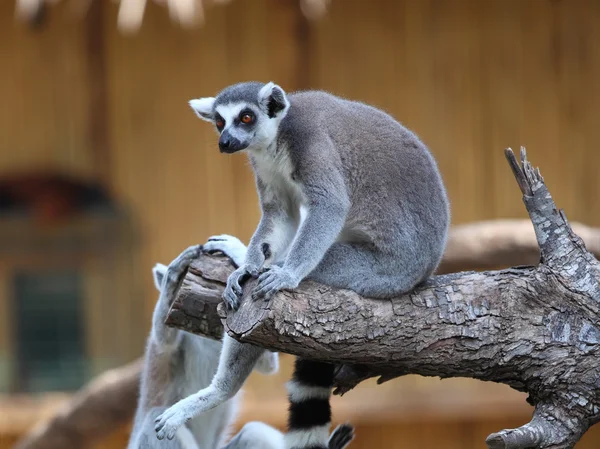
[438,219,600,274]
[14,148,600,448]
[167,148,600,449]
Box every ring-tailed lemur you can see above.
[131,234,355,449]
[154,82,450,449]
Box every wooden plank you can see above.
[85,0,112,188]
[0,1,95,177]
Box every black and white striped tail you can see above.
[285,358,339,449]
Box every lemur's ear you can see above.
[152,263,168,291]
[189,97,216,122]
[258,82,290,119]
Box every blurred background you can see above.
[0,0,599,447]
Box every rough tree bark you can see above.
[14,150,600,449]
[167,148,600,449]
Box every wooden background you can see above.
[1,0,600,447]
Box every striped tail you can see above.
[284,358,337,449]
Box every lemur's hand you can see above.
[203,234,247,267]
[223,264,260,309]
[251,265,299,301]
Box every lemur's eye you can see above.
[240,112,254,124]
[215,116,225,131]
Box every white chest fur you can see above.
[249,145,304,208]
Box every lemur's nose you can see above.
[219,137,231,152]
[219,133,246,153]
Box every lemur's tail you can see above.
[285,358,354,449]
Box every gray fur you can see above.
[215,82,266,109]
[128,238,282,449]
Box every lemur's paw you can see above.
[222,262,262,309]
[222,287,242,310]
[154,401,192,440]
[252,266,298,301]
[222,267,248,309]
[203,235,247,266]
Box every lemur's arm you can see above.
[150,245,202,346]
[128,245,203,448]
[223,177,298,308]
[247,176,299,267]
[253,158,350,300]
[153,235,281,442]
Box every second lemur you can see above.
[132,234,355,449]
[155,82,450,449]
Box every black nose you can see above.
[219,137,231,152]
[218,134,247,153]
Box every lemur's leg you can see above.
[154,234,278,441]
[306,242,427,298]
[223,192,299,310]
[150,245,202,348]
[154,337,266,440]
[205,235,280,375]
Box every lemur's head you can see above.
[189,81,290,154]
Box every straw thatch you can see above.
[14,0,331,32]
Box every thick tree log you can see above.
[167,148,600,449]
[14,150,600,449]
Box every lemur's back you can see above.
[282,90,450,276]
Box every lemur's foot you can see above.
[328,424,355,449]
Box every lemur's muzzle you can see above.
[219,132,248,154]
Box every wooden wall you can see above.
[1,0,600,447]
[2,0,600,316]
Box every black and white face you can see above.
[212,102,262,153]
[189,81,290,154]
